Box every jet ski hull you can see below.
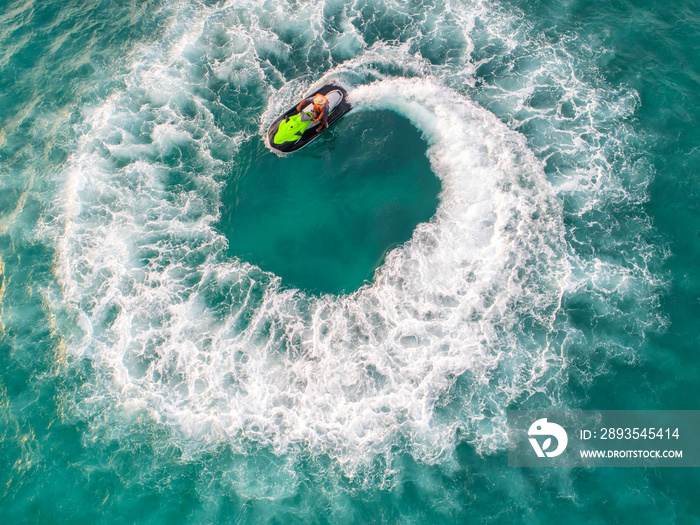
[266,84,352,154]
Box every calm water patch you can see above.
[218,110,441,294]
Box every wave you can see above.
[42,0,664,486]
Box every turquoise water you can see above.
[1,0,698,522]
[219,110,441,294]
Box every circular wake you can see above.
[43,0,663,493]
[49,60,568,478]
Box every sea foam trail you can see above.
[45,0,663,485]
[51,64,568,474]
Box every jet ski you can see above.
[266,84,352,154]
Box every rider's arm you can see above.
[296,97,313,111]
[312,104,328,123]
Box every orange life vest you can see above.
[313,94,329,113]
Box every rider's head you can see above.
[314,94,326,106]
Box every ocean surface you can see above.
[1,0,698,522]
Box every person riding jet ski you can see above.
[266,84,351,153]
[296,93,329,131]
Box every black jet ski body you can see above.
[267,84,352,154]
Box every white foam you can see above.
[52,73,569,474]
[43,0,663,486]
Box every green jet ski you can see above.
[267,84,352,154]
